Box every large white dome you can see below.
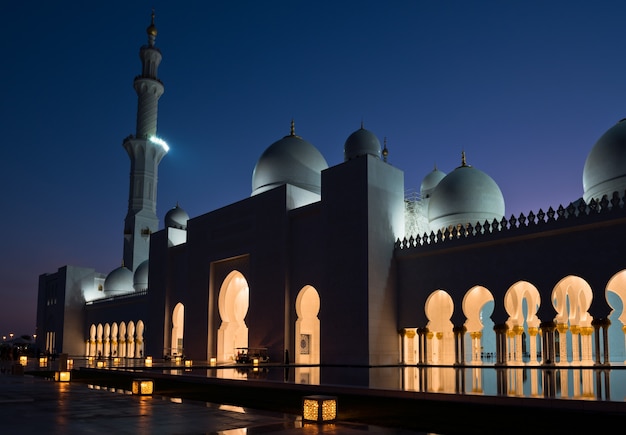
[583,119,626,203]
[344,125,381,161]
[428,156,505,231]
[104,265,134,295]
[252,123,328,196]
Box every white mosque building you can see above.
[36,15,626,389]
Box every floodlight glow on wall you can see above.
[149,135,169,152]
[302,395,338,422]
[55,371,71,382]
[67,359,74,368]
[131,378,154,395]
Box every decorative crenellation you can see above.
[396,190,626,249]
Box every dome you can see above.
[103,265,134,294]
[252,123,328,196]
[133,260,149,291]
[344,125,381,161]
[420,166,447,199]
[583,119,626,203]
[165,204,189,229]
[428,155,505,231]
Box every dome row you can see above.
[104,118,626,294]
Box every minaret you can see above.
[121,11,168,272]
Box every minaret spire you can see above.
[121,12,168,272]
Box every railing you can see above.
[396,190,626,249]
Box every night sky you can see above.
[2,1,625,337]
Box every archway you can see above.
[552,276,593,365]
[217,270,249,363]
[171,303,184,357]
[462,286,494,364]
[504,281,541,364]
[294,285,321,384]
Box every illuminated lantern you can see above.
[55,371,71,382]
[209,357,217,366]
[131,378,154,395]
[184,360,193,367]
[19,356,27,366]
[302,395,338,422]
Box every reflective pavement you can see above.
[0,373,427,434]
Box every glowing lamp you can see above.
[39,357,48,367]
[253,358,259,365]
[88,356,94,365]
[209,357,217,366]
[145,356,153,367]
[67,359,74,368]
[113,357,120,365]
[55,371,71,382]
[175,356,182,364]
[184,360,193,367]
[96,360,106,368]
[302,395,338,422]
[19,356,27,366]
[131,378,154,395]
[149,135,170,152]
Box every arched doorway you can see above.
[171,303,184,357]
[217,270,249,363]
[295,285,320,364]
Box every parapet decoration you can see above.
[396,191,625,249]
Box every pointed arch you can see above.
[425,290,455,365]
[171,303,184,357]
[217,270,249,363]
[462,286,494,364]
[295,285,320,365]
[504,281,541,364]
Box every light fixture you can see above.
[113,357,120,365]
[175,356,182,364]
[209,357,217,366]
[184,359,193,367]
[131,378,154,395]
[67,359,74,368]
[302,395,338,423]
[19,356,27,366]
[55,371,71,382]
[39,357,48,367]
[96,360,106,368]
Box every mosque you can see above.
[36,15,626,387]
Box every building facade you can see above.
[36,16,626,384]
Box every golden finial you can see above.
[290,119,295,136]
[461,150,468,167]
[360,119,364,129]
[147,9,158,38]
[382,137,388,162]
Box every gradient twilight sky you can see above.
[2,1,625,337]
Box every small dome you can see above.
[252,122,328,196]
[420,167,447,199]
[583,119,626,203]
[344,126,381,161]
[165,204,189,230]
[428,155,505,230]
[133,260,149,291]
[104,265,134,294]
